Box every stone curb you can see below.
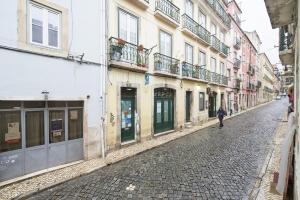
[2,101,274,200]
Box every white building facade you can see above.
[0,0,106,182]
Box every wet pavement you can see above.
[27,100,287,200]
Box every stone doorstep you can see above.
[0,101,274,200]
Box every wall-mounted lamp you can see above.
[41,90,49,100]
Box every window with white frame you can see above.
[160,31,172,57]
[210,57,216,72]
[29,2,60,48]
[119,9,138,45]
[185,43,193,64]
[210,23,216,35]
[220,62,225,75]
[199,51,206,68]
[185,0,194,18]
[199,92,205,111]
[199,10,206,28]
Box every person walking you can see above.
[217,106,226,128]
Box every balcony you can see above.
[247,64,255,76]
[220,75,228,86]
[210,35,220,52]
[220,42,229,57]
[125,0,149,9]
[247,83,256,91]
[182,14,211,46]
[206,0,231,28]
[154,53,180,77]
[155,0,180,27]
[233,37,241,50]
[233,58,241,70]
[233,79,241,90]
[210,72,220,84]
[279,26,294,65]
[182,62,208,82]
[109,37,148,73]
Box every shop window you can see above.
[26,111,45,147]
[48,101,66,107]
[0,101,21,109]
[68,109,83,140]
[24,101,45,108]
[67,101,84,107]
[0,111,22,153]
[199,92,205,111]
[49,110,65,143]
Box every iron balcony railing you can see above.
[155,0,180,23]
[248,64,255,76]
[109,37,148,68]
[279,26,293,51]
[220,42,229,56]
[182,62,207,81]
[234,37,241,49]
[206,70,211,82]
[233,58,241,69]
[234,79,241,89]
[220,75,228,85]
[211,72,219,84]
[211,35,220,51]
[182,14,211,44]
[154,53,180,75]
[206,0,231,27]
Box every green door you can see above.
[154,88,174,134]
[208,94,216,117]
[186,92,191,122]
[121,97,135,142]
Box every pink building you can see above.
[241,33,258,109]
[226,0,243,113]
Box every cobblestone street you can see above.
[27,100,287,200]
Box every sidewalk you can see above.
[0,101,273,200]
[249,111,287,199]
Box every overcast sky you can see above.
[240,0,280,65]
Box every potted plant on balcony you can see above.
[137,44,144,52]
[111,38,126,61]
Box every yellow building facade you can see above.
[106,0,231,152]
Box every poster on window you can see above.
[70,110,78,120]
[51,119,63,137]
[5,122,21,144]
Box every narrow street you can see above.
[27,100,287,200]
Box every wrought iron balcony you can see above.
[211,72,220,84]
[206,0,231,27]
[233,58,241,69]
[154,53,180,76]
[182,14,211,45]
[234,79,241,89]
[247,64,255,76]
[211,35,220,52]
[279,26,294,65]
[233,37,241,50]
[220,75,228,86]
[205,70,212,82]
[220,42,229,57]
[155,0,180,26]
[182,62,207,82]
[109,37,148,72]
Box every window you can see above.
[210,57,216,72]
[0,111,22,153]
[199,10,206,28]
[68,109,83,140]
[29,2,60,48]
[199,92,205,111]
[26,111,44,148]
[160,31,172,57]
[185,0,194,18]
[49,110,65,143]
[185,43,193,64]
[220,62,225,75]
[199,51,206,67]
[210,23,216,35]
[119,9,138,44]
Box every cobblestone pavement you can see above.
[27,100,286,200]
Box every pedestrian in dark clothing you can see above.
[217,107,226,128]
